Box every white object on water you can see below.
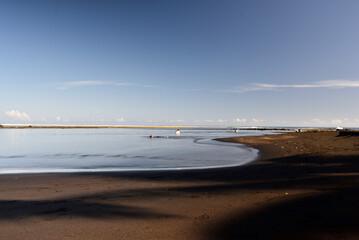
[175,129,180,136]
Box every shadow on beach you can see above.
[109,153,359,240]
[0,154,357,239]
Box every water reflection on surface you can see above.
[0,128,267,174]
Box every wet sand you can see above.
[0,131,358,239]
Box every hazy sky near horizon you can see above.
[1,0,359,127]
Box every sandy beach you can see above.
[0,131,358,239]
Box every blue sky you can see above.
[1,0,359,127]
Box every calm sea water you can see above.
[0,128,269,174]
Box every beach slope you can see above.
[0,131,358,239]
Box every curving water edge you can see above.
[0,128,265,174]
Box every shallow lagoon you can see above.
[0,128,268,174]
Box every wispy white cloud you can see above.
[233,118,263,124]
[311,118,352,127]
[64,81,107,87]
[249,118,264,124]
[229,80,359,93]
[204,119,227,124]
[56,116,69,122]
[169,119,186,123]
[57,81,160,90]
[5,110,31,121]
[56,81,108,90]
[234,118,247,123]
[331,119,344,125]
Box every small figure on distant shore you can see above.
[175,129,180,136]
[234,129,239,133]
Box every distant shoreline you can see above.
[0,124,342,131]
[0,124,190,129]
[0,124,289,130]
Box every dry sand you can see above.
[0,131,358,239]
